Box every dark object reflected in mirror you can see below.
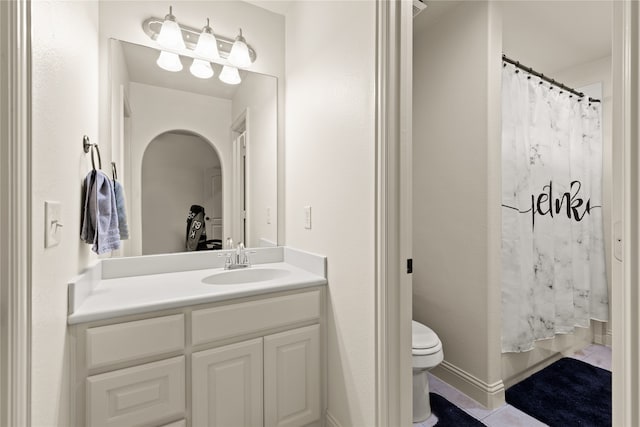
[108,39,278,257]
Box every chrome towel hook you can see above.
[83,135,102,170]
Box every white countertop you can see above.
[68,247,327,325]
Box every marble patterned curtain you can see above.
[501,63,608,353]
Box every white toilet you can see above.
[412,320,444,423]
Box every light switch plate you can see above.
[304,206,312,229]
[45,201,62,248]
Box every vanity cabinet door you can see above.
[192,338,263,427]
[264,325,320,427]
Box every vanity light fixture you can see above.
[219,65,241,85]
[156,6,186,51]
[228,29,252,68]
[143,9,257,84]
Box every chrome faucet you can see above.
[224,242,251,270]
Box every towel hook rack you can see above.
[111,161,118,181]
[83,135,102,170]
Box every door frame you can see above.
[375,1,413,425]
[0,0,31,426]
[612,1,640,425]
[379,0,639,426]
[231,109,249,246]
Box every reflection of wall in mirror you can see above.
[232,72,278,248]
[128,83,233,256]
[110,40,133,257]
[142,133,222,255]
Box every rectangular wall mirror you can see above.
[109,39,278,256]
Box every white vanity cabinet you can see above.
[190,290,322,427]
[72,287,324,427]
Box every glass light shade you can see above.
[156,50,183,72]
[156,8,185,50]
[190,59,214,79]
[219,65,241,85]
[194,20,220,61]
[228,29,252,68]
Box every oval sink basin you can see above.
[202,268,291,285]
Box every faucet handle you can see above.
[242,250,255,266]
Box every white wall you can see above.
[412,1,504,408]
[284,2,377,425]
[128,82,232,256]
[142,133,221,254]
[232,72,278,247]
[31,2,99,425]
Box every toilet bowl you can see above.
[412,320,444,423]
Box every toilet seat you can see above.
[412,321,443,356]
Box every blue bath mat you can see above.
[430,393,486,426]
[506,357,611,427]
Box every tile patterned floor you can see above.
[413,344,612,427]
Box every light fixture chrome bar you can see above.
[142,17,257,63]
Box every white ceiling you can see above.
[121,41,241,100]
[414,0,613,75]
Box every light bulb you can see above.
[156,6,186,50]
[194,18,220,61]
[156,50,183,72]
[228,29,252,68]
[190,59,214,79]
[219,65,241,85]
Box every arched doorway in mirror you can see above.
[141,130,223,255]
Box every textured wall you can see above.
[284,2,377,425]
[31,1,99,425]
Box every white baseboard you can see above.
[593,322,612,347]
[431,360,505,410]
[605,329,612,347]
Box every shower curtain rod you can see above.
[502,54,601,103]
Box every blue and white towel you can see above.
[113,180,129,240]
[80,170,120,254]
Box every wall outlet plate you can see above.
[45,201,62,248]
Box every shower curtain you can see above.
[501,63,608,353]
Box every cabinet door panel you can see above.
[264,325,320,427]
[192,338,263,427]
[86,356,185,427]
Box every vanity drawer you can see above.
[86,356,185,427]
[86,314,184,370]
[192,290,320,346]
